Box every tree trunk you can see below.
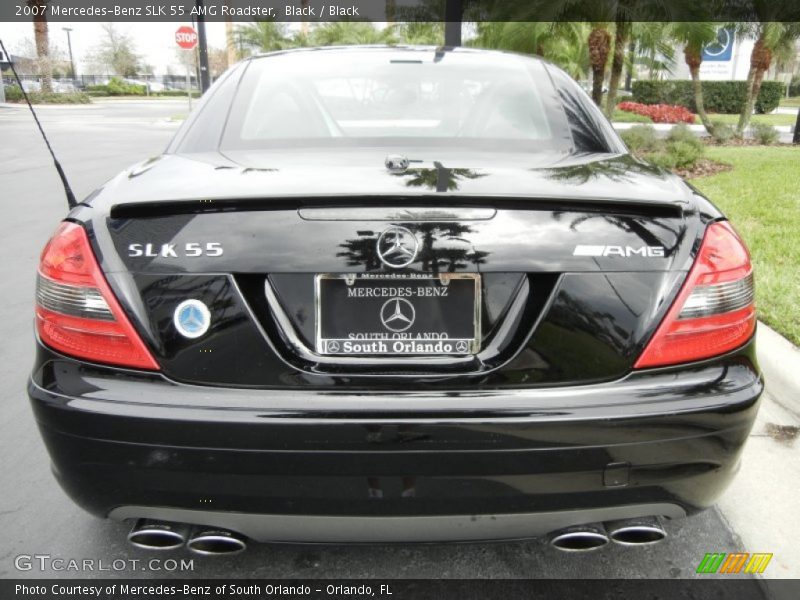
[736,66,757,136]
[740,68,767,133]
[689,64,715,135]
[224,1,236,67]
[605,21,630,116]
[624,39,635,91]
[588,27,611,106]
[31,3,52,93]
[385,0,396,22]
[737,36,771,136]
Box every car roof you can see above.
[246,45,546,65]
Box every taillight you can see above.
[635,221,755,368]
[35,222,159,370]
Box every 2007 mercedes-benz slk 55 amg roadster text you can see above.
[28,47,762,553]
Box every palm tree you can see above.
[472,22,554,56]
[309,21,396,46]
[235,21,289,55]
[631,22,675,80]
[546,22,591,80]
[670,21,719,134]
[587,24,612,106]
[735,22,800,135]
[471,22,589,80]
[477,1,616,106]
[605,19,632,114]
[27,0,52,93]
[393,22,444,45]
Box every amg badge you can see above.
[573,245,665,257]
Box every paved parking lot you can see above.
[0,99,793,583]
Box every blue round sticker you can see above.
[173,299,211,339]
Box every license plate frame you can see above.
[315,273,481,356]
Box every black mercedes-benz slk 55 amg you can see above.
[29,47,762,553]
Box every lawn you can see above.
[611,109,654,123]
[780,96,800,108]
[708,112,798,127]
[612,110,798,127]
[691,146,800,345]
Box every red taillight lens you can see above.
[635,221,756,368]
[35,222,159,370]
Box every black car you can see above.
[29,47,761,554]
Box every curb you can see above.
[611,122,794,134]
[756,321,800,415]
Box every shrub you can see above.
[632,80,786,114]
[646,140,703,170]
[623,124,705,171]
[86,77,146,96]
[31,91,91,104]
[710,120,735,144]
[750,122,780,145]
[617,101,695,124]
[106,76,146,96]
[666,123,703,149]
[621,125,660,153]
[4,84,23,102]
[789,75,800,97]
[666,140,704,168]
[155,90,200,98]
[3,84,90,104]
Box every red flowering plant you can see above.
[617,101,696,124]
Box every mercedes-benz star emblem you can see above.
[380,298,416,333]
[455,340,470,353]
[376,225,419,269]
[173,299,211,339]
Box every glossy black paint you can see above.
[29,339,762,518]
[29,48,760,534]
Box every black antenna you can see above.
[0,38,77,209]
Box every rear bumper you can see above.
[28,340,762,542]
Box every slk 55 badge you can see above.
[128,243,224,258]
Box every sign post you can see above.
[175,26,198,110]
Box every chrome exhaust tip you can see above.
[606,516,667,546]
[549,523,609,552]
[128,519,189,551]
[186,527,247,556]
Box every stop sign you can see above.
[175,26,198,50]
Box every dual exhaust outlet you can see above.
[549,516,667,552]
[128,520,247,555]
[128,515,665,554]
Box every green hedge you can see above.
[632,80,786,114]
[85,76,146,96]
[155,90,200,98]
[790,76,800,97]
[4,84,23,102]
[2,85,91,104]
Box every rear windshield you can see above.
[219,49,574,153]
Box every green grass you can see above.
[612,109,655,123]
[779,96,800,108]
[692,146,800,345]
[708,113,797,127]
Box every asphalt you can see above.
[0,99,794,585]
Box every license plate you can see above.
[315,274,481,356]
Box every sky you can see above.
[0,21,230,76]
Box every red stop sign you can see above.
[175,26,198,50]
